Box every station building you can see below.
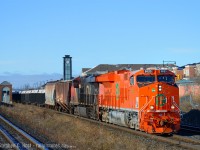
[0,81,12,105]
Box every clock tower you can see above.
[63,55,72,80]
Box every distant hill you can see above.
[0,73,62,89]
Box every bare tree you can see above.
[193,75,200,109]
[23,83,31,90]
[195,75,200,85]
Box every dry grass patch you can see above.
[0,103,184,150]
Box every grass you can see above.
[0,103,184,150]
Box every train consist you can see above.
[12,69,181,134]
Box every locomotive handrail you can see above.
[139,96,155,118]
[172,101,181,114]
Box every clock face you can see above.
[66,60,70,64]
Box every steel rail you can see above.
[0,115,49,150]
[0,125,27,150]
[180,125,200,134]
[0,125,21,150]
[173,134,200,146]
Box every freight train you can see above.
[12,69,181,134]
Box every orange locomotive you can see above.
[95,69,180,134]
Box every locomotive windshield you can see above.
[137,75,155,87]
[157,75,174,84]
[137,75,155,83]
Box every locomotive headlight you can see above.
[171,105,175,109]
[158,85,162,91]
[150,105,154,110]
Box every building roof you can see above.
[82,64,175,75]
[82,68,91,73]
[1,81,12,85]
[176,79,195,84]
[177,67,185,70]
[184,62,200,66]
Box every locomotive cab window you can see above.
[137,75,155,83]
[130,76,134,85]
[137,75,155,87]
[157,75,174,84]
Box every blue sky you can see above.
[0,0,200,76]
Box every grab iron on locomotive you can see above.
[13,69,181,134]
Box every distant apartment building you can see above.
[171,63,200,80]
[196,64,200,76]
[172,67,184,81]
[183,65,196,78]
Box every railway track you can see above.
[2,104,200,150]
[51,109,200,150]
[180,125,200,134]
[0,125,26,150]
[0,115,49,150]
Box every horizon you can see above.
[1,61,199,89]
[1,61,199,76]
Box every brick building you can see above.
[196,64,200,76]
[0,81,12,105]
[183,65,196,78]
[176,79,200,98]
[172,63,200,80]
[172,67,184,80]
